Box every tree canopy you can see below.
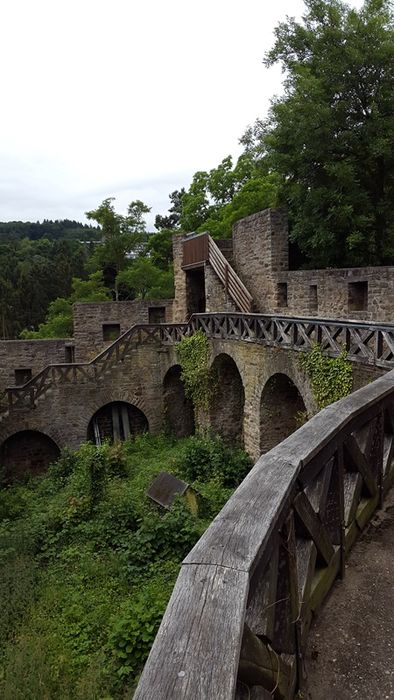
[258,0,394,267]
[86,198,151,300]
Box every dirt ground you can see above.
[304,488,394,700]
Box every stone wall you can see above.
[232,208,289,313]
[174,208,394,323]
[73,299,174,361]
[205,264,238,314]
[0,335,384,475]
[231,208,394,322]
[272,267,394,321]
[0,339,73,395]
[172,235,187,322]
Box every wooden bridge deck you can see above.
[305,487,394,699]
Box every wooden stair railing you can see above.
[182,233,253,313]
[133,370,394,699]
[2,322,189,414]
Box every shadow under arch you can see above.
[0,429,61,483]
[87,401,149,445]
[163,365,195,438]
[260,373,306,454]
[210,353,245,445]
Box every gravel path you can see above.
[304,488,394,700]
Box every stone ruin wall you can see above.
[73,299,174,362]
[0,339,73,396]
[0,299,174,393]
[231,209,394,323]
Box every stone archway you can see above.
[87,401,149,445]
[163,365,195,438]
[260,373,306,454]
[0,430,61,483]
[210,353,245,445]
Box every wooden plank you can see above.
[355,493,379,531]
[296,538,317,605]
[112,404,121,442]
[344,434,377,497]
[308,547,341,613]
[238,625,291,700]
[246,538,279,640]
[293,491,334,566]
[133,564,249,700]
[344,520,360,555]
[343,472,363,526]
[304,459,333,516]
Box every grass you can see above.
[0,433,251,698]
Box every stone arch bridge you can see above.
[0,312,392,478]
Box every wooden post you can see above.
[337,446,346,580]
[112,404,121,442]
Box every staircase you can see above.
[182,233,253,313]
[0,322,189,420]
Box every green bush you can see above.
[180,434,252,488]
[0,434,248,697]
[108,563,178,683]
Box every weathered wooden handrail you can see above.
[134,371,394,699]
[3,312,394,416]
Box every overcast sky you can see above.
[0,0,363,228]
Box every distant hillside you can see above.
[0,219,101,241]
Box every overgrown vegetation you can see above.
[300,344,353,409]
[0,434,251,698]
[177,331,215,412]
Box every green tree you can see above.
[86,198,151,300]
[20,272,111,339]
[146,228,174,270]
[259,0,394,267]
[179,154,278,238]
[154,189,185,231]
[117,259,174,299]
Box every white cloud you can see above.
[0,0,365,227]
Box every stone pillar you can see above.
[172,234,188,322]
[232,208,289,312]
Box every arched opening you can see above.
[0,430,60,483]
[163,365,195,438]
[87,401,148,445]
[210,353,245,445]
[260,373,306,453]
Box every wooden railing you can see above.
[4,323,189,414]
[134,370,394,699]
[182,234,253,313]
[4,312,394,416]
[191,313,394,368]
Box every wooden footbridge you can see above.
[3,312,394,415]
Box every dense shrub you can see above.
[0,434,252,697]
[180,433,252,487]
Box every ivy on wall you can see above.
[177,330,215,412]
[299,344,353,410]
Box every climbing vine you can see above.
[177,330,215,412]
[299,344,353,409]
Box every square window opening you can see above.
[348,281,368,312]
[102,323,121,341]
[277,282,288,308]
[309,284,318,311]
[148,306,166,324]
[14,368,32,385]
